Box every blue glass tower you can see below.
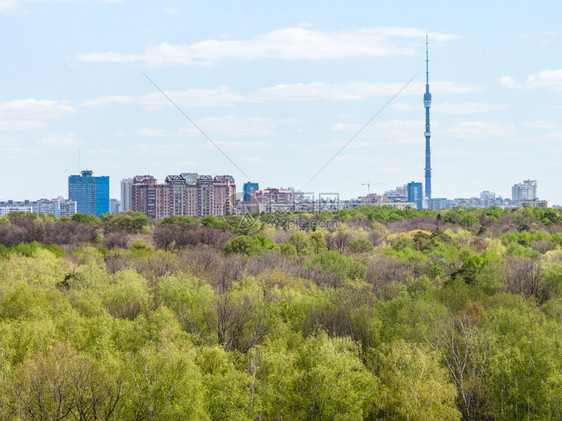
[68,170,110,217]
[424,35,432,199]
[243,182,259,202]
[407,181,423,210]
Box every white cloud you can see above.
[82,87,244,108]
[75,26,460,66]
[0,98,75,119]
[392,103,414,111]
[186,115,295,136]
[118,116,297,138]
[0,0,19,14]
[0,98,75,132]
[527,69,562,90]
[434,102,508,114]
[0,120,47,131]
[0,0,123,15]
[500,69,562,91]
[330,119,423,145]
[431,81,484,94]
[84,80,481,109]
[40,132,82,146]
[129,128,177,137]
[445,121,515,138]
[498,75,518,88]
[524,120,557,129]
[520,31,559,45]
[163,7,180,15]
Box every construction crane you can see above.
[362,182,372,195]
[362,182,383,195]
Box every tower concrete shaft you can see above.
[424,35,432,199]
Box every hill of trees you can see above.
[0,206,560,420]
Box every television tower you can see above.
[424,35,432,199]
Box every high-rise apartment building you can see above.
[407,182,423,210]
[512,180,538,201]
[120,178,133,212]
[68,170,109,217]
[131,173,235,218]
[243,182,259,202]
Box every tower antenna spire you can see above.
[424,34,432,200]
[426,34,429,85]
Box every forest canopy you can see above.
[0,206,560,420]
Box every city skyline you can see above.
[1,1,561,203]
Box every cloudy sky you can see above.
[1,0,561,203]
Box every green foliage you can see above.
[374,340,461,420]
[287,232,311,255]
[348,237,374,253]
[0,207,561,419]
[44,243,64,257]
[123,342,208,419]
[128,240,153,257]
[309,231,328,253]
[257,332,376,420]
[201,215,228,230]
[5,211,38,221]
[102,210,149,233]
[305,250,364,283]
[484,294,562,420]
[156,275,215,341]
[103,270,149,320]
[71,212,100,226]
[224,234,278,255]
[160,214,199,226]
[10,241,42,257]
[279,242,297,257]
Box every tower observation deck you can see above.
[424,35,432,200]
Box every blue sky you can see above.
[1,0,561,204]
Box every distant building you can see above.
[357,193,384,205]
[243,182,259,202]
[0,198,76,218]
[253,187,294,212]
[519,200,552,209]
[383,185,407,202]
[131,173,236,219]
[407,182,423,210]
[0,202,34,215]
[110,199,120,214]
[120,178,133,212]
[59,199,77,217]
[428,198,451,211]
[384,202,417,210]
[68,170,109,217]
[36,198,77,218]
[480,190,496,201]
[512,180,538,201]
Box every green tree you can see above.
[103,269,149,320]
[102,210,149,233]
[309,231,327,254]
[258,332,376,420]
[198,346,254,419]
[8,343,123,421]
[224,235,277,255]
[348,237,374,253]
[287,232,311,255]
[374,340,461,421]
[123,342,209,420]
[484,294,562,420]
